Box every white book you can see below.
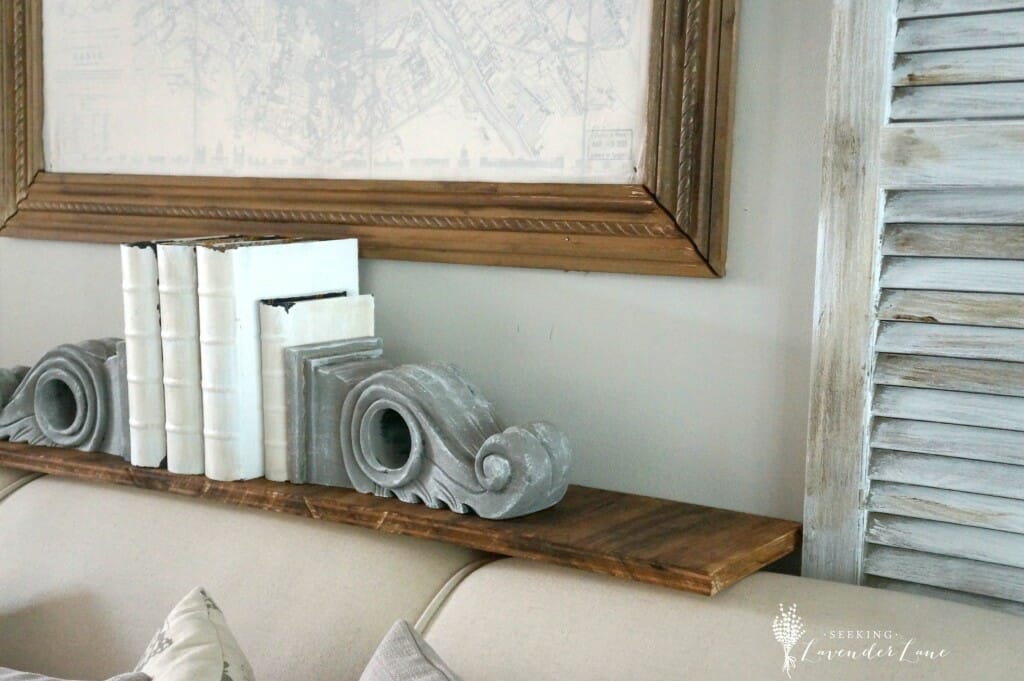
[197,238,359,481]
[121,242,166,467]
[157,236,230,474]
[259,293,375,481]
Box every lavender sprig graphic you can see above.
[772,603,806,678]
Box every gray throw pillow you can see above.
[360,621,462,681]
[0,670,148,681]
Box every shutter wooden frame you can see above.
[803,0,895,582]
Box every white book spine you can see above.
[121,243,167,467]
[199,238,360,481]
[197,247,245,481]
[258,305,290,482]
[158,242,205,474]
[259,295,375,481]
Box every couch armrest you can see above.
[0,467,39,502]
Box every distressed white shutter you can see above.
[808,0,1024,616]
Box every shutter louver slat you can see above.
[868,482,1024,533]
[876,322,1024,361]
[870,450,1024,499]
[892,82,1024,121]
[882,224,1024,259]
[893,45,1024,85]
[887,188,1024,223]
[865,546,1024,602]
[895,11,1024,52]
[875,354,1024,396]
[880,257,1024,293]
[867,513,1024,568]
[877,290,1024,328]
[897,1,1024,20]
[873,385,1024,431]
[872,418,1024,466]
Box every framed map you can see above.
[1,0,737,277]
[44,0,651,184]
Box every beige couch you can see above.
[1,467,1021,680]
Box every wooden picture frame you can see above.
[0,0,737,277]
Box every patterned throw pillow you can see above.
[135,587,254,681]
[359,621,462,681]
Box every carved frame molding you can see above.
[0,0,737,277]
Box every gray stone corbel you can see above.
[285,336,572,519]
[0,339,130,459]
[284,337,391,485]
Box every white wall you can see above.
[0,0,830,521]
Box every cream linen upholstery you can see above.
[0,473,485,681]
[421,559,1024,681]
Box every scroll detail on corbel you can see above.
[287,337,572,519]
[0,338,130,458]
[342,362,571,520]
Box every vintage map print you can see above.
[43,0,652,182]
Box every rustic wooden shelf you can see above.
[0,442,800,595]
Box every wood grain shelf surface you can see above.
[0,442,800,595]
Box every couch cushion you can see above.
[422,559,1024,681]
[0,475,486,681]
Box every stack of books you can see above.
[120,236,373,481]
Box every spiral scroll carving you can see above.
[0,339,130,458]
[339,361,571,519]
[474,422,572,519]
